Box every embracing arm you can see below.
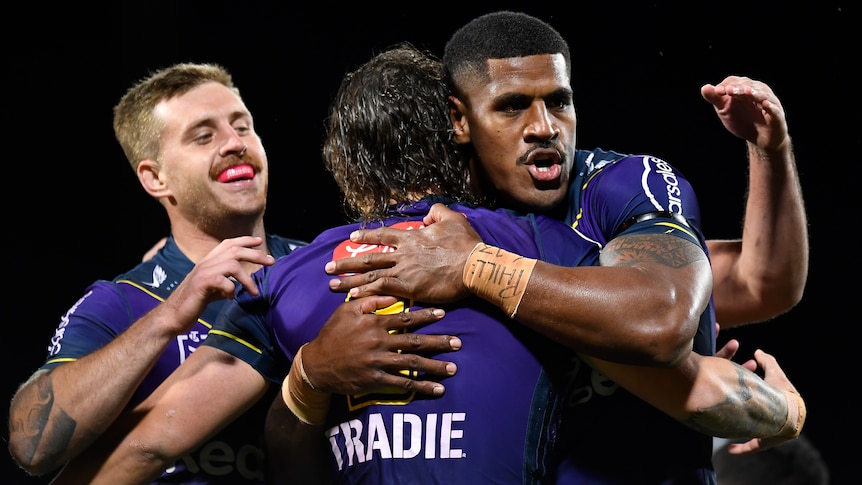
[298,295,458,396]
[497,232,711,365]
[265,346,334,485]
[265,297,459,483]
[326,204,711,366]
[702,76,808,327]
[8,236,273,476]
[585,346,805,454]
[49,346,269,485]
[266,395,333,485]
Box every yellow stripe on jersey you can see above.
[207,329,264,354]
[117,280,212,329]
[654,221,696,240]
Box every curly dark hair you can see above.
[323,43,476,222]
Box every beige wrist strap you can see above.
[282,344,331,426]
[778,389,806,439]
[462,243,537,318]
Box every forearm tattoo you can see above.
[683,362,787,438]
[10,371,77,467]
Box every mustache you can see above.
[519,142,565,165]
[212,153,264,178]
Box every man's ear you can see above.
[137,159,170,198]
[448,95,470,144]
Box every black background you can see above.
[5,2,855,483]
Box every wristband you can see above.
[462,243,537,318]
[282,344,331,426]
[777,389,806,439]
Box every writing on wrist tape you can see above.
[282,344,331,426]
[462,243,537,318]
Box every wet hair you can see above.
[323,43,475,222]
[113,63,240,171]
[443,11,571,98]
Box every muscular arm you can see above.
[8,236,273,476]
[49,346,269,485]
[702,76,808,327]
[584,347,805,453]
[9,319,189,477]
[511,232,711,365]
[327,205,712,366]
[48,294,458,484]
[327,76,808,336]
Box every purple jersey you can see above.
[207,197,588,484]
[41,234,304,484]
[206,194,703,484]
[552,149,718,484]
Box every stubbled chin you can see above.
[504,183,567,214]
[528,164,562,182]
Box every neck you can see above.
[170,216,268,268]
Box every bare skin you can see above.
[291,46,808,481]
[10,236,273,474]
[318,58,809,458]
[700,76,807,327]
[40,54,808,483]
[324,55,708,367]
[47,298,452,485]
[8,82,278,476]
[9,80,461,480]
[326,74,807,332]
[327,203,710,365]
[298,296,458,396]
[268,341,803,483]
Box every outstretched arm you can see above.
[8,236,273,476]
[701,76,808,327]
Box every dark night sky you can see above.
[5,2,855,483]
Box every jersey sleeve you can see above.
[575,155,705,247]
[204,265,289,383]
[41,281,131,369]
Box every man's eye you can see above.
[501,102,528,113]
[195,133,214,144]
[549,97,572,110]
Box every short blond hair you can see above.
[112,63,239,171]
